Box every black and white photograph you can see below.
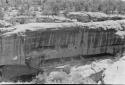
[0,0,125,84]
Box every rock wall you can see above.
[1,20,125,66]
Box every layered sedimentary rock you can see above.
[0,20,125,68]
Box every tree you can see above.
[0,7,4,20]
[117,0,125,14]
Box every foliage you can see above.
[1,0,125,15]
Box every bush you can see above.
[46,71,68,84]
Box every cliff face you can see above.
[0,20,125,66]
[0,19,125,83]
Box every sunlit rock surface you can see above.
[103,56,125,84]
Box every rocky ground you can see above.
[0,53,125,84]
